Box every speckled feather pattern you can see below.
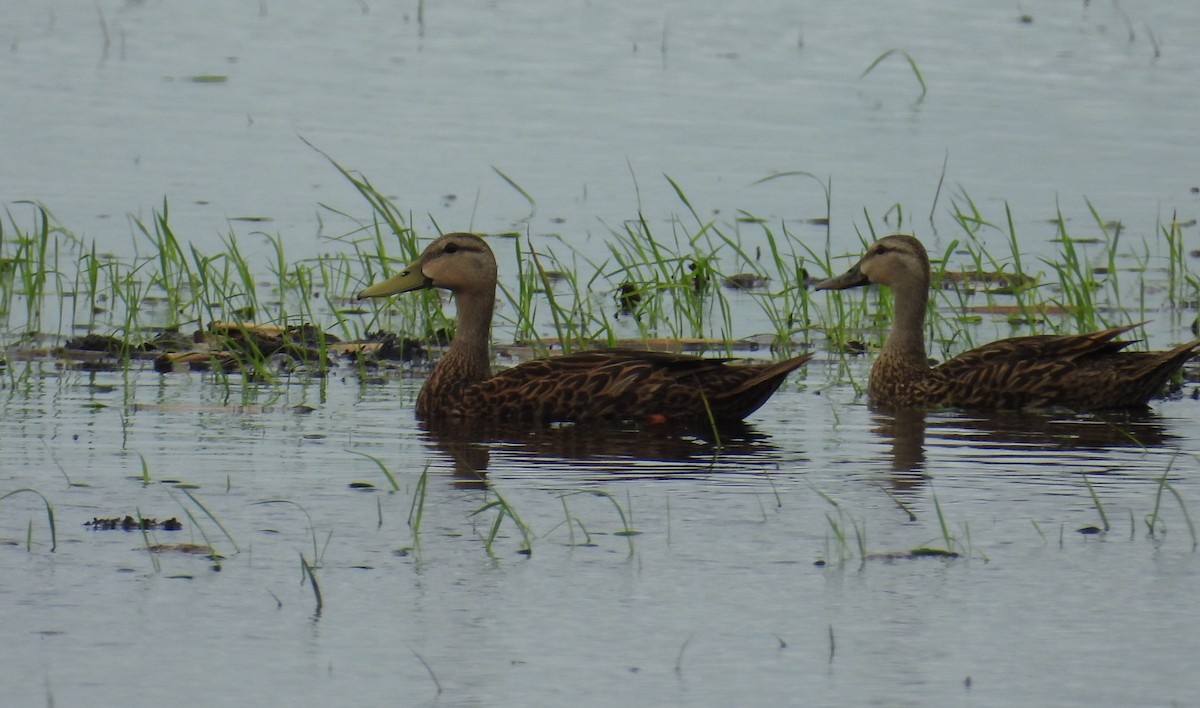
[873,324,1200,410]
[420,348,810,424]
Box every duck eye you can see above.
[444,243,459,254]
[873,245,890,255]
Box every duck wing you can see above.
[459,348,810,424]
[927,324,1199,410]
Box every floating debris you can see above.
[721,273,770,291]
[147,544,220,557]
[362,331,426,361]
[840,340,868,357]
[814,548,961,566]
[615,281,644,315]
[49,321,781,380]
[63,334,129,353]
[938,270,1037,292]
[86,516,183,531]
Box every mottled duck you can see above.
[358,232,811,424]
[815,234,1200,410]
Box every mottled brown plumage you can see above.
[815,234,1200,410]
[358,232,810,424]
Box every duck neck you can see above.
[441,289,494,385]
[416,289,494,419]
[882,275,929,364]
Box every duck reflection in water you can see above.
[873,406,1177,483]
[421,418,782,488]
[873,408,930,480]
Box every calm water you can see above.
[3,1,1200,707]
[2,368,1199,707]
[2,0,1197,266]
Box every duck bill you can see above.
[356,259,432,299]
[814,263,869,291]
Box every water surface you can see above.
[3,363,1199,706]
[2,0,1196,266]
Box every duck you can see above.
[357,232,811,424]
[815,234,1200,410]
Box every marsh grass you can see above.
[496,236,615,354]
[40,439,89,489]
[809,484,866,567]
[1146,456,1198,549]
[407,464,431,553]
[300,553,323,613]
[596,175,834,354]
[2,158,1198,413]
[1081,473,1112,533]
[861,48,927,101]
[557,490,639,555]
[602,211,727,345]
[811,482,980,564]
[134,507,162,572]
[347,450,401,492]
[252,500,328,567]
[0,488,58,552]
[136,451,154,486]
[1031,519,1047,545]
[472,489,533,557]
[927,487,973,557]
[1044,208,1107,334]
[160,485,239,561]
[1161,216,1199,315]
[410,646,443,698]
[556,495,597,548]
[1,203,77,339]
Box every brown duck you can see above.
[815,234,1200,410]
[358,232,811,424]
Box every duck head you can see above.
[357,232,498,299]
[814,234,931,292]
